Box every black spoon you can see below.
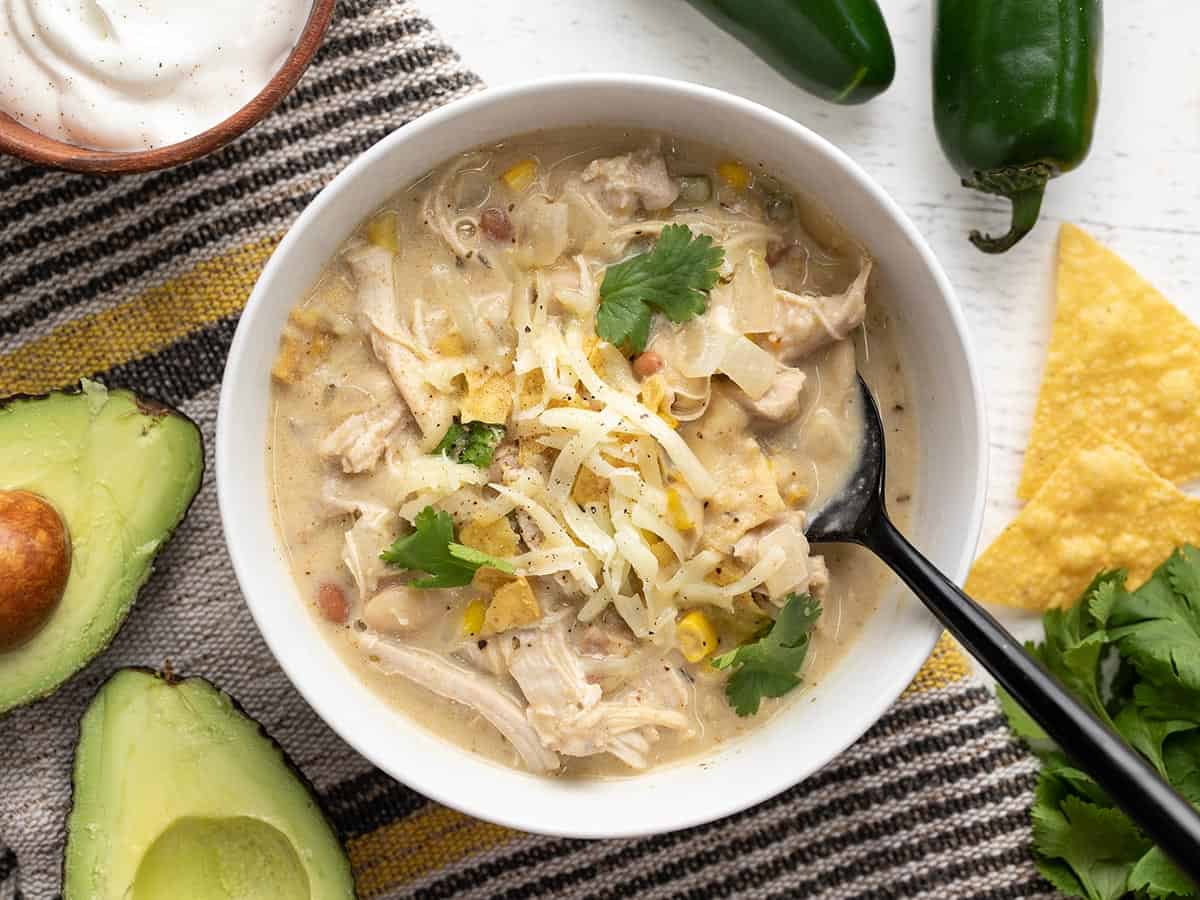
[806,374,1200,882]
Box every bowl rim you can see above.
[0,0,336,175]
[217,73,989,838]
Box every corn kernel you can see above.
[717,161,751,191]
[666,488,694,531]
[461,598,487,637]
[502,159,538,192]
[366,210,399,252]
[677,610,718,663]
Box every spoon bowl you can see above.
[809,373,1200,880]
[805,376,886,545]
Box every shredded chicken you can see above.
[732,366,807,424]
[735,511,829,601]
[347,244,457,449]
[459,638,508,677]
[768,261,871,364]
[581,150,680,217]
[360,633,560,773]
[319,403,408,474]
[503,617,693,769]
[342,506,394,603]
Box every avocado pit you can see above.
[0,489,70,651]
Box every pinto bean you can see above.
[632,351,663,378]
[480,207,513,241]
[317,582,349,623]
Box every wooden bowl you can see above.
[0,0,336,175]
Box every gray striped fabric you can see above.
[0,1,1054,897]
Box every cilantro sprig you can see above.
[1003,546,1200,899]
[595,224,724,354]
[433,419,506,468]
[711,593,821,716]
[379,506,513,588]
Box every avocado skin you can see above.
[64,667,358,900]
[0,383,204,714]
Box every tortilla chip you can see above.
[461,370,514,424]
[461,515,519,591]
[483,577,541,634]
[967,443,1200,611]
[1018,225,1200,499]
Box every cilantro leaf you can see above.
[1033,794,1150,900]
[380,506,513,588]
[1109,547,1200,694]
[595,224,724,353]
[595,291,653,357]
[1164,731,1200,808]
[711,593,820,716]
[433,421,467,457]
[998,682,1056,756]
[1113,702,1195,778]
[1039,752,1111,807]
[433,419,506,468]
[447,542,515,575]
[459,422,506,467]
[1030,571,1126,731]
[1129,846,1198,899]
[1035,855,1089,900]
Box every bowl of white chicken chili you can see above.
[217,75,987,837]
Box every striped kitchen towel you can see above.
[0,1,1053,897]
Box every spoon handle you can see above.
[862,511,1200,883]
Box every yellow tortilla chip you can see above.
[460,516,519,591]
[1018,225,1200,499]
[461,370,514,425]
[967,443,1200,611]
[484,577,541,634]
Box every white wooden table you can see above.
[428,0,1200,643]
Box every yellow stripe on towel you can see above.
[347,805,517,896]
[904,632,971,696]
[0,234,281,396]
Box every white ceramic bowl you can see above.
[217,74,987,838]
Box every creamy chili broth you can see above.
[267,129,918,777]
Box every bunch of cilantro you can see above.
[1003,546,1200,899]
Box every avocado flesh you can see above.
[65,669,356,900]
[0,383,203,713]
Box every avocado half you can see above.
[0,381,203,713]
[65,668,357,900]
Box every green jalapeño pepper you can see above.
[933,0,1102,253]
[686,0,895,105]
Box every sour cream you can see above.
[0,0,311,151]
